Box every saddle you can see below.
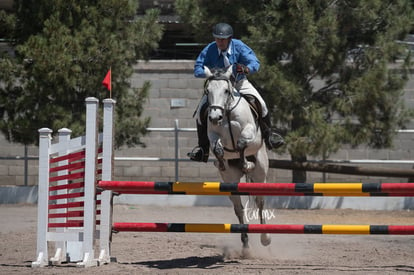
[241,94,262,121]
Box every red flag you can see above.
[102,69,111,91]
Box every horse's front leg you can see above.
[237,125,256,172]
[238,147,255,173]
[211,138,226,171]
[237,123,255,149]
[255,196,271,246]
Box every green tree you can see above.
[176,0,414,182]
[0,9,15,39]
[0,0,163,148]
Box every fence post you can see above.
[32,128,53,267]
[78,97,99,267]
[49,128,72,264]
[99,98,116,264]
[174,119,179,182]
[24,145,28,186]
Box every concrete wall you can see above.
[0,136,39,186]
[1,60,414,189]
[115,60,414,184]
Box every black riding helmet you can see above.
[212,23,233,39]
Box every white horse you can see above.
[204,66,271,254]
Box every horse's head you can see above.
[204,66,234,125]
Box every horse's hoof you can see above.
[242,162,255,173]
[241,247,252,259]
[260,233,271,246]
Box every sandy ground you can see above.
[1,203,414,274]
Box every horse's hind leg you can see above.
[229,195,249,250]
[255,196,271,246]
[221,160,250,256]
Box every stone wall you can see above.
[1,60,414,186]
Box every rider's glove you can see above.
[235,64,249,75]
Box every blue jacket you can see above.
[194,39,260,79]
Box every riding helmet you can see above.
[212,23,233,39]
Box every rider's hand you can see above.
[235,64,249,75]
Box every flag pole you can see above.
[109,66,112,99]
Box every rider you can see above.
[188,23,284,162]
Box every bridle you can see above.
[204,75,243,152]
[204,76,240,113]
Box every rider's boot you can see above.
[187,123,209,162]
[260,114,285,150]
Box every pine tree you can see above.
[0,0,163,147]
[176,0,414,182]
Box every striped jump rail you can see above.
[113,222,414,235]
[98,181,414,197]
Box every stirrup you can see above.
[265,132,285,150]
[187,146,209,162]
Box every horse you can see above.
[203,66,271,255]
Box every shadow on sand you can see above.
[123,255,237,270]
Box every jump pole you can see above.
[98,181,414,197]
[112,222,414,235]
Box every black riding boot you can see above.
[187,123,209,162]
[260,114,285,150]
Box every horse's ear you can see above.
[224,65,233,79]
[204,66,213,78]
